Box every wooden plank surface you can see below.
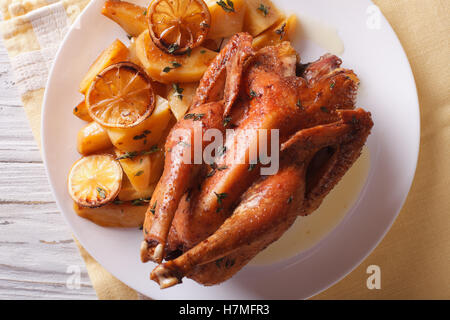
[0,39,97,299]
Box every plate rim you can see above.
[41,0,420,299]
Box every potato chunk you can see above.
[243,0,282,36]
[73,100,92,122]
[105,95,172,152]
[135,30,217,84]
[77,122,113,155]
[101,0,147,37]
[118,175,156,202]
[116,149,151,192]
[73,201,146,228]
[252,15,297,50]
[206,0,246,39]
[167,82,198,120]
[79,39,129,94]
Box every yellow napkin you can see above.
[1,0,448,299]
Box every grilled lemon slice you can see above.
[68,154,123,207]
[148,0,210,55]
[86,62,155,128]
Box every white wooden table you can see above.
[0,39,97,299]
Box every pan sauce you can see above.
[250,147,370,265]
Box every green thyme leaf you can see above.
[216,0,235,13]
[257,3,269,16]
[275,22,286,39]
[116,151,138,160]
[96,187,106,199]
[320,106,330,113]
[172,83,184,100]
[149,201,157,215]
[223,116,232,127]
[135,170,144,176]
[214,192,228,206]
[167,43,179,54]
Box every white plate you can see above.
[42,0,419,299]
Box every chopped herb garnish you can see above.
[225,259,235,268]
[216,0,235,13]
[330,81,336,89]
[223,116,232,127]
[249,89,260,99]
[172,83,184,100]
[149,201,157,215]
[116,151,138,160]
[167,43,179,54]
[133,130,151,140]
[351,116,359,125]
[132,197,151,206]
[184,113,205,121]
[320,106,330,113]
[143,9,147,16]
[186,189,192,202]
[287,195,293,204]
[215,258,224,267]
[96,187,106,199]
[142,145,160,155]
[257,3,269,16]
[163,61,182,72]
[296,99,304,110]
[275,22,286,39]
[135,170,144,176]
[214,192,228,205]
[218,146,227,156]
[200,49,206,54]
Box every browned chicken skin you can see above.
[141,33,374,288]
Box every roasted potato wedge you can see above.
[135,30,217,84]
[73,100,92,122]
[115,149,152,192]
[101,0,147,37]
[79,39,129,94]
[105,95,172,152]
[206,0,246,39]
[73,201,146,228]
[118,174,156,201]
[77,122,113,155]
[167,82,198,120]
[252,15,297,50]
[244,0,282,36]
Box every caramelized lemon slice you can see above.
[68,155,123,208]
[148,0,211,54]
[86,62,155,128]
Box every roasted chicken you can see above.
[141,32,373,288]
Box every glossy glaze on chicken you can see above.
[140,33,373,288]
